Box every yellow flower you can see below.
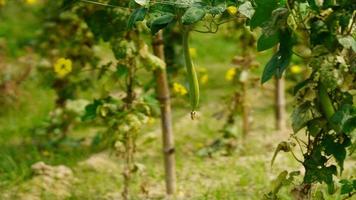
[200,74,208,85]
[54,58,72,78]
[290,65,303,74]
[42,150,50,157]
[173,82,188,96]
[189,47,197,58]
[225,68,236,81]
[0,0,5,6]
[25,0,37,4]
[227,6,238,15]
[198,67,207,73]
[147,117,156,125]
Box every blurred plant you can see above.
[0,50,33,110]
[33,0,99,144]
[79,1,164,198]
[199,23,260,156]
[31,99,89,148]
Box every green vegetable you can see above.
[183,29,199,117]
[318,82,335,120]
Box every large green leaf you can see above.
[331,104,356,135]
[127,7,147,29]
[85,10,126,41]
[182,6,206,25]
[291,102,313,133]
[150,14,175,34]
[321,134,351,173]
[304,146,337,194]
[257,32,279,51]
[275,30,293,77]
[339,179,356,195]
[250,0,278,29]
[260,30,292,83]
[304,165,337,194]
[261,53,278,83]
[307,118,326,137]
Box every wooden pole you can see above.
[275,77,286,131]
[241,80,249,137]
[152,31,176,195]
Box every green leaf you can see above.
[293,78,311,95]
[307,118,326,137]
[304,165,337,192]
[182,7,206,25]
[331,104,356,135]
[250,0,278,29]
[261,53,278,84]
[85,10,126,41]
[260,30,293,83]
[304,146,337,194]
[307,0,319,11]
[257,32,279,51]
[343,117,356,135]
[340,179,356,195]
[116,64,129,78]
[82,100,102,121]
[238,1,255,19]
[271,171,288,195]
[321,134,351,173]
[127,7,147,29]
[150,14,175,34]
[337,35,356,52]
[291,102,313,133]
[149,3,175,13]
[209,5,225,15]
[279,0,286,6]
[275,30,293,77]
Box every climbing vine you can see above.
[127,0,356,198]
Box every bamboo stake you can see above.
[275,77,286,131]
[241,79,249,137]
[152,31,176,195]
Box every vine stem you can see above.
[79,0,124,8]
[342,192,356,200]
[346,13,355,35]
[121,51,136,200]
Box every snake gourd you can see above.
[183,30,199,119]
